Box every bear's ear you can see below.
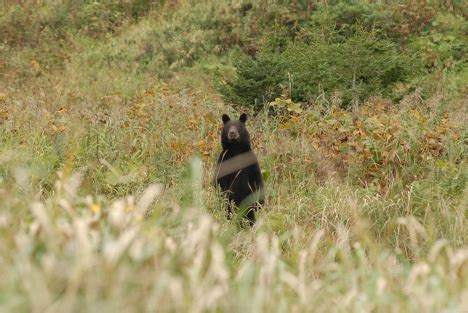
[239,113,247,124]
[222,114,230,124]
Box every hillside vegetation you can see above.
[0,1,467,312]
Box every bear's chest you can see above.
[224,169,249,186]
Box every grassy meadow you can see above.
[0,1,467,312]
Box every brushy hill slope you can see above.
[0,1,467,312]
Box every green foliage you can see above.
[221,28,417,109]
[218,50,285,108]
[218,1,467,111]
[320,0,435,42]
[409,12,467,71]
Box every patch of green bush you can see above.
[220,28,419,110]
[218,1,467,111]
[408,12,467,71]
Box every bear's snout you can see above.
[228,126,240,140]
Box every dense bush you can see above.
[218,1,468,111]
[408,12,467,71]
[220,27,418,110]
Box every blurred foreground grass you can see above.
[0,160,466,312]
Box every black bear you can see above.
[215,113,264,225]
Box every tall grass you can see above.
[0,159,466,312]
[1,86,466,311]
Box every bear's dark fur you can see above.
[215,113,264,225]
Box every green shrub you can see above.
[217,49,285,108]
[220,29,418,110]
[408,12,467,71]
[217,1,449,111]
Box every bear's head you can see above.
[221,113,251,151]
